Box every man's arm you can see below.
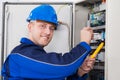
[1,27,93,79]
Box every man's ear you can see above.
[28,23,32,32]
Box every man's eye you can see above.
[39,25,46,29]
[50,27,55,30]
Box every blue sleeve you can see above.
[2,42,91,79]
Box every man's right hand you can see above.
[80,27,93,44]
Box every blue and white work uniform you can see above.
[1,38,91,80]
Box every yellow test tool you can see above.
[90,41,105,58]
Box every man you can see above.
[1,4,95,80]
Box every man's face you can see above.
[28,20,56,47]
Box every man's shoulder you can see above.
[10,43,44,56]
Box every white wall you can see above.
[106,0,120,80]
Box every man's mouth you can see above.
[42,36,49,40]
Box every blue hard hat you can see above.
[27,4,58,26]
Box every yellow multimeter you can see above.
[90,40,105,58]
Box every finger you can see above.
[86,59,95,67]
[85,27,92,30]
[86,63,94,70]
[87,59,96,65]
[83,27,90,30]
[86,57,95,62]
